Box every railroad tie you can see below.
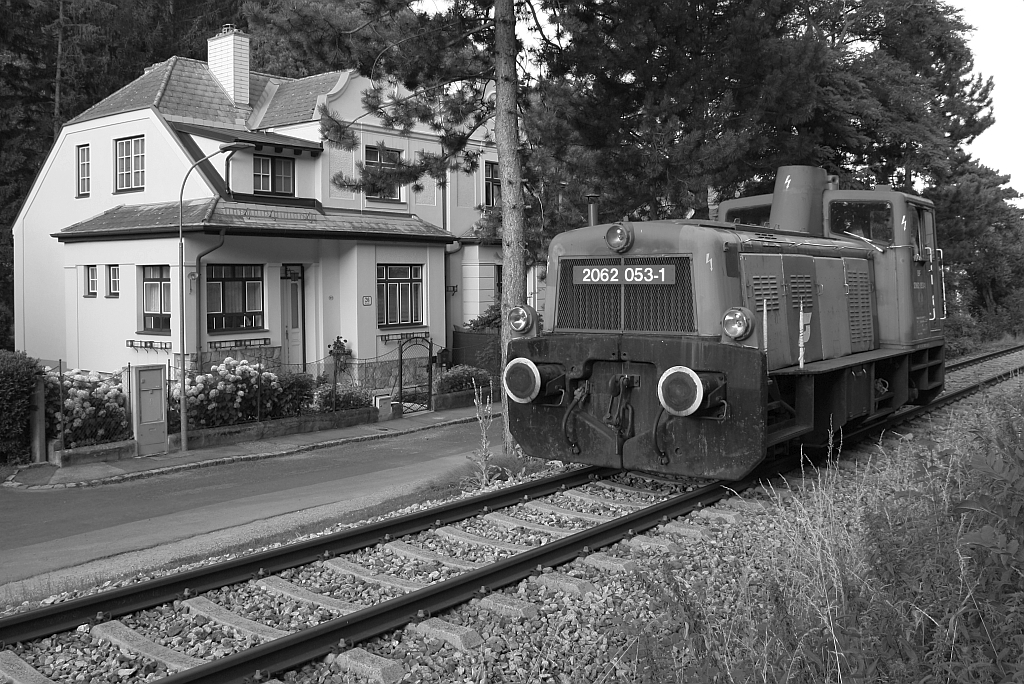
[322,557,428,591]
[91,620,204,672]
[329,648,405,684]
[409,617,483,652]
[626,534,681,553]
[184,596,290,641]
[477,594,539,618]
[483,512,572,537]
[255,576,365,614]
[523,500,616,522]
[692,508,743,525]
[434,526,533,552]
[385,540,484,570]
[592,480,661,497]
[0,651,56,684]
[583,552,638,573]
[533,572,598,596]
[660,520,707,542]
[562,489,648,510]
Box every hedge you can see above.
[0,351,42,463]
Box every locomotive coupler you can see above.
[562,376,637,457]
[603,374,635,436]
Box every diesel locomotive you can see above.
[501,166,946,480]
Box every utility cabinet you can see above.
[132,364,168,456]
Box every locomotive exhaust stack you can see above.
[503,165,946,480]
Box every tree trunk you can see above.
[494,0,525,453]
[53,0,64,140]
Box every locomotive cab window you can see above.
[723,205,772,227]
[906,204,930,261]
[830,201,893,244]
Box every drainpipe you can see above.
[195,226,227,368]
[194,148,243,366]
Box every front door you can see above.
[281,265,305,369]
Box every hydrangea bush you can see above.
[171,357,282,428]
[44,368,131,449]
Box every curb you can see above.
[2,413,494,491]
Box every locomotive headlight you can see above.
[508,306,534,333]
[722,307,754,341]
[605,223,633,253]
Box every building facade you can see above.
[13,26,503,374]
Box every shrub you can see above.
[463,302,501,331]
[944,310,983,358]
[434,364,492,394]
[44,368,131,449]
[173,357,282,429]
[268,372,315,418]
[0,350,41,463]
[309,381,373,412]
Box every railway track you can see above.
[3,347,1024,684]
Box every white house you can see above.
[13,25,503,376]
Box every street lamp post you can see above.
[178,141,254,452]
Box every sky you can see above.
[947,0,1024,194]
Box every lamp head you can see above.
[219,141,256,153]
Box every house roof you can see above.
[68,57,281,127]
[258,72,344,128]
[173,122,322,153]
[55,198,453,243]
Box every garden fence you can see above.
[46,361,134,450]
[166,343,442,431]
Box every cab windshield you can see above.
[830,201,893,244]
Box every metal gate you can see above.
[396,336,435,414]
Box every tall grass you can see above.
[632,389,1024,683]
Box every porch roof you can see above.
[55,198,454,243]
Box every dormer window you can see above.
[253,156,294,195]
[115,136,145,191]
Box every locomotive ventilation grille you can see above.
[554,256,696,333]
[847,270,874,344]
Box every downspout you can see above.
[194,148,242,364]
[195,227,227,366]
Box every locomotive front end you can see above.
[503,221,766,480]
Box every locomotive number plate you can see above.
[572,265,676,284]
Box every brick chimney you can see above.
[207,25,250,106]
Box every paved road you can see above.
[0,421,490,592]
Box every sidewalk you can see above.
[3,405,491,490]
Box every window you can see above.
[724,204,771,227]
[143,266,171,332]
[76,145,90,197]
[253,156,294,195]
[207,265,264,332]
[115,136,145,191]
[365,146,402,200]
[830,201,893,243]
[485,161,501,208]
[107,265,120,297]
[377,265,423,327]
[84,266,97,297]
